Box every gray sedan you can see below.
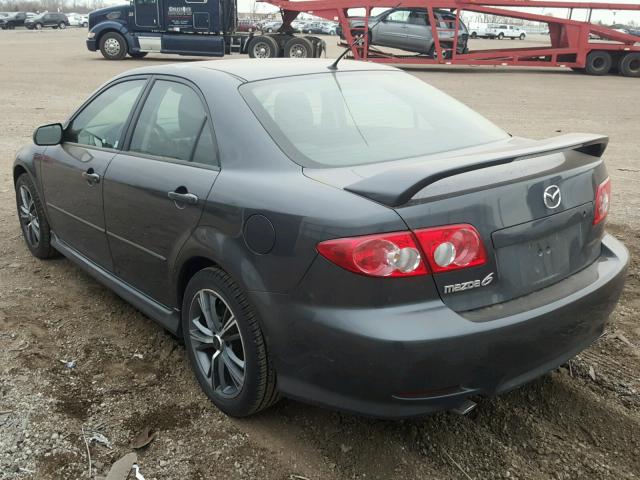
[14,59,628,418]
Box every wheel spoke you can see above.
[222,351,244,389]
[215,349,226,390]
[30,222,40,243]
[19,205,30,219]
[219,316,237,339]
[197,291,221,333]
[19,186,31,212]
[225,348,245,370]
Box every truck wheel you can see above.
[619,52,640,77]
[100,31,128,60]
[519,33,526,40]
[248,35,278,58]
[129,51,148,59]
[585,51,612,75]
[284,37,313,58]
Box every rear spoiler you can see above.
[344,133,608,207]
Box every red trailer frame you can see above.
[263,0,640,75]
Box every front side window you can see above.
[129,80,216,166]
[65,79,145,149]
[385,10,411,23]
[241,71,509,168]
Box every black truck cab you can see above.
[86,0,238,59]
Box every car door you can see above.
[103,77,219,306]
[404,9,431,53]
[41,77,148,270]
[134,0,160,28]
[374,9,411,49]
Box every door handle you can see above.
[168,191,199,205]
[82,169,100,185]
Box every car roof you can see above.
[125,58,399,83]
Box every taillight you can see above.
[414,224,487,273]
[593,177,611,225]
[316,231,428,277]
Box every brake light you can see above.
[316,231,428,277]
[593,177,611,225]
[414,224,487,273]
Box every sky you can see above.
[100,0,640,24]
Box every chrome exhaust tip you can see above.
[451,399,477,415]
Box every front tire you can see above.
[497,32,504,40]
[34,22,42,30]
[100,31,127,60]
[182,268,279,417]
[15,174,56,259]
[519,33,526,40]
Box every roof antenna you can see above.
[328,4,400,71]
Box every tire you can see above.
[15,173,56,259]
[58,22,66,29]
[82,22,88,28]
[99,31,127,60]
[182,267,279,417]
[619,52,640,77]
[470,31,477,39]
[247,35,278,58]
[129,51,148,59]
[585,50,612,76]
[35,23,42,30]
[284,36,313,58]
[519,33,526,40]
[497,32,504,40]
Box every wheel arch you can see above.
[91,21,132,51]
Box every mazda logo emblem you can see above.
[543,185,561,209]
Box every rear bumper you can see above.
[252,234,628,418]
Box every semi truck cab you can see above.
[86,0,238,59]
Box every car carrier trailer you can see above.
[266,0,640,76]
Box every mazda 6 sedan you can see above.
[14,59,628,418]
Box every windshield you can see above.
[240,71,509,168]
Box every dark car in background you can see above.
[14,59,628,419]
[340,7,469,57]
[25,12,69,30]
[0,11,27,29]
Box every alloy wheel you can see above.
[188,289,246,398]
[18,185,40,248]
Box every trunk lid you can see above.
[305,134,609,311]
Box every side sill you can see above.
[51,234,181,334]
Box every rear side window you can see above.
[240,71,508,168]
[65,79,145,149]
[129,80,216,166]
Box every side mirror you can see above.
[33,123,63,146]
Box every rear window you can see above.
[240,71,508,168]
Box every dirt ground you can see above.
[0,28,639,480]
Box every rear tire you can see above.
[58,22,66,29]
[182,267,279,417]
[284,36,313,58]
[247,35,279,58]
[497,32,504,40]
[35,23,42,30]
[470,31,477,39]
[619,52,640,77]
[15,174,56,259]
[585,50,612,75]
[519,33,526,40]
[99,31,127,60]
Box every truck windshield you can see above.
[240,71,508,168]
